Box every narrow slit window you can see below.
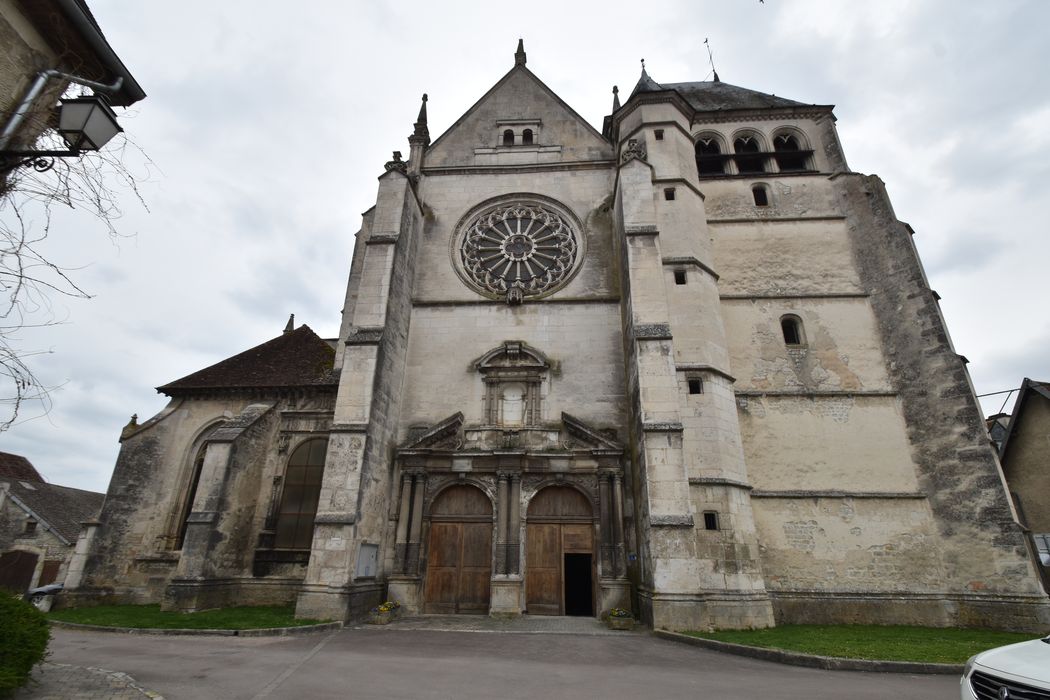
[688,378,703,394]
[674,269,687,285]
[654,129,664,140]
[502,129,515,146]
[752,185,769,206]
[781,316,804,346]
[703,512,719,531]
[522,128,534,145]
[664,187,676,201]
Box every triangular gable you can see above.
[425,64,613,169]
[561,412,623,451]
[402,412,465,450]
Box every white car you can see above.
[960,635,1050,699]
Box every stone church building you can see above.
[67,43,1050,631]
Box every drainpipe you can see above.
[0,70,123,151]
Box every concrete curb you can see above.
[49,619,343,637]
[653,630,964,675]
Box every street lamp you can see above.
[56,95,123,152]
[0,70,124,173]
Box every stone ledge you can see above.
[653,630,962,675]
[633,324,672,341]
[650,514,694,528]
[48,620,344,637]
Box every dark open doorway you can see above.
[563,553,593,616]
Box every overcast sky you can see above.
[3,0,1048,492]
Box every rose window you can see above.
[459,202,579,303]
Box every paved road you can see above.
[44,624,960,700]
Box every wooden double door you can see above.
[525,486,595,616]
[423,485,492,614]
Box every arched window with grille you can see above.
[733,134,766,174]
[695,136,726,176]
[274,439,328,549]
[773,133,809,172]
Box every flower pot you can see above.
[368,611,395,625]
[607,616,634,631]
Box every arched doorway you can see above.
[423,485,492,614]
[526,486,595,616]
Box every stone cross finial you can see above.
[612,85,620,112]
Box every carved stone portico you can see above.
[387,410,631,618]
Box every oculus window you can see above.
[456,198,581,304]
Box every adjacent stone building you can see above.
[67,43,1050,632]
[0,452,105,594]
[996,379,1050,576]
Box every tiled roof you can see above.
[0,452,44,482]
[4,480,105,544]
[157,325,337,395]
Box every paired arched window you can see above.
[502,129,515,146]
[774,133,808,172]
[522,128,534,145]
[733,135,766,174]
[695,137,726,176]
[274,439,328,549]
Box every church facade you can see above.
[66,43,1050,632]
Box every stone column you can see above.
[394,473,412,572]
[612,473,626,577]
[496,474,509,575]
[406,473,426,573]
[598,472,614,575]
[507,475,521,575]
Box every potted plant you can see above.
[606,607,634,630]
[367,601,402,625]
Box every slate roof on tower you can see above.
[157,325,337,395]
[626,68,827,112]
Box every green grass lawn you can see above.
[685,625,1041,664]
[47,604,328,630]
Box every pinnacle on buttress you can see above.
[612,85,621,112]
[410,93,430,146]
[284,313,295,333]
[515,38,526,67]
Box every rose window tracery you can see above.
[458,202,579,303]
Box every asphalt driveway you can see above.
[42,624,960,700]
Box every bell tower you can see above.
[610,66,774,630]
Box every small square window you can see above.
[664,187,676,201]
[654,129,664,140]
[24,519,37,535]
[673,269,687,285]
[703,512,719,531]
[688,378,703,395]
